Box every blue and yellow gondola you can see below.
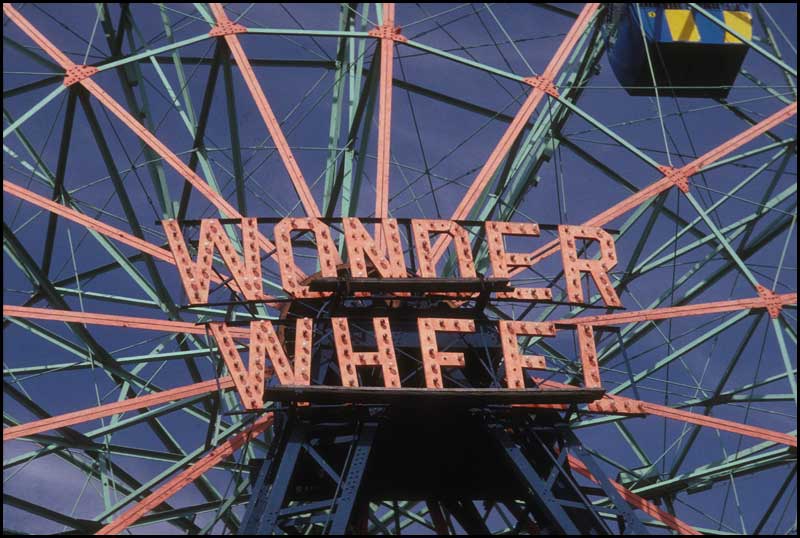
[606,3,753,98]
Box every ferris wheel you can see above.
[3,3,797,535]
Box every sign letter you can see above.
[209,318,314,409]
[332,317,401,387]
[164,218,264,304]
[274,218,340,298]
[486,221,552,301]
[559,225,621,307]
[418,318,476,388]
[498,321,556,389]
[343,217,406,278]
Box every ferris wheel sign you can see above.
[164,217,621,409]
[3,1,797,534]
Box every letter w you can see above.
[209,319,313,410]
[163,218,263,304]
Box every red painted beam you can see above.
[208,3,321,218]
[3,378,236,441]
[96,415,273,535]
[532,378,797,448]
[2,305,250,339]
[2,4,280,259]
[1,4,73,68]
[568,455,700,535]
[81,75,267,230]
[4,180,174,264]
[588,393,797,447]
[429,3,601,265]
[554,292,797,326]
[373,3,399,250]
[5,179,288,305]
[2,179,233,280]
[638,399,797,447]
[510,101,798,275]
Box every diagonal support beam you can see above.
[429,3,601,265]
[553,292,797,327]
[2,4,279,257]
[96,415,273,535]
[4,180,175,265]
[567,455,700,535]
[533,379,798,448]
[2,305,250,339]
[3,378,235,441]
[208,3,321,217]
[636,399,797,447]
[3,179,284,303]
[511,101,798,275]
[484,420,583,534]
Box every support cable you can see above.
[635,4,673,166]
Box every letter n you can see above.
[343,218,406,278]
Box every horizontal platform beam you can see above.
[263,385,604,405]
[307,277,512,293]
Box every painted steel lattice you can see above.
[2,3,797,535]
